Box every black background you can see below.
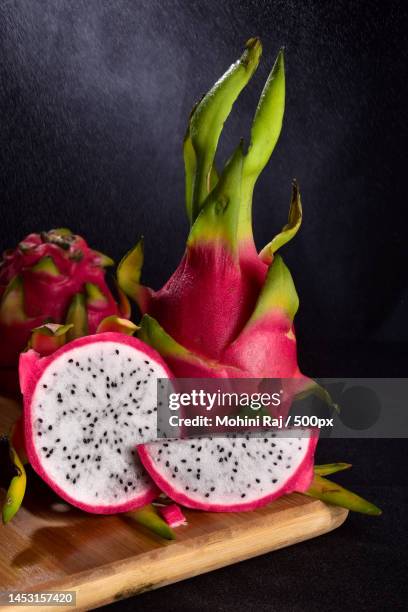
[1,1,407,611]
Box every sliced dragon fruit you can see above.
[20,332,173,514]
[159,503,187,527]
[138,433,317,512]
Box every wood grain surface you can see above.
[0,396,348,611]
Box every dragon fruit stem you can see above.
[259,179,302,264]
[186,38,262,225]
[238,48,285,243]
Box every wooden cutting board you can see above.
[0,396,348,611]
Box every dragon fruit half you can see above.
[118,39,310,388]
[19,330,172,514]
[0,228,128,371]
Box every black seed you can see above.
[241,493,246,498]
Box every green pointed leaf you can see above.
[259,180,302,264]
[187,143,244,254]
[31,256,60,276]
[96,316,138,335]
[244,48,285,180]
[238,48,285,241]
[85,283,108,305]
[66,293,88,340]
[292,378,339,413]
[139,315,220,372]
[93,250,115,267]
[139,314,194,360]
[248,254,299,325]
[0,276,27,324]
[184,103,199,224]
[2,444,27,525]
[314,463,352,477]
[115,283,132,319]
[188,37,262,222]
[130,504,176,540]
[117,238,151,311]
[305,474,382,516]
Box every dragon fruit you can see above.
[0,228,128,372]
[138,433,317,512]
[19,332,173,514]
[118,38,311,391]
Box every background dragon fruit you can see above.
[0,228,128,371]
[118,39,308,388]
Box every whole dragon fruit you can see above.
[0,228,128,371]
[118,38,310,392]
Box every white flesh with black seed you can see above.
[30,341,168,510]
[138,433,316,511]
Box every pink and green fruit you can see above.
[118,39,308,389]
[0,229,128,371]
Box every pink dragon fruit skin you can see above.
[118,39,312,393]
[0,229,127,370]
